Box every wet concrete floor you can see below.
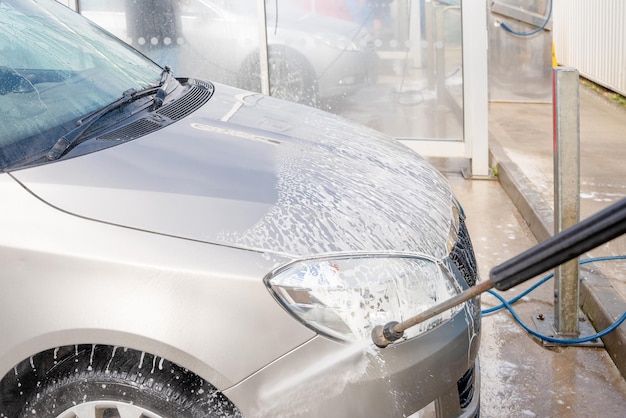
[444,172,626,417]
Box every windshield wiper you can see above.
[46,67,172,161]
[152,65,172,110]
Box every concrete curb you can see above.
[489,139,626,380]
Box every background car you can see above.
[80,0,379,107]
[0,1,480,417]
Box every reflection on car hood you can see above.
[13,83,454,259]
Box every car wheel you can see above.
[238,45,318,107]
[8,345,241,418]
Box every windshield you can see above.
[0,0,163,170]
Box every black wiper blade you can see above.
[46,88,137,161]
[151,66,172,110]
[46,67,173,161]
[46,86,158,161]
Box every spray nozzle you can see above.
[371,321,403,348]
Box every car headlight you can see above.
[266,255,463,342]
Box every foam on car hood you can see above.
[13,83,455,259]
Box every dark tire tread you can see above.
[0,345,241,418]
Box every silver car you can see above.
[80,0,379,107]
[0,1,480,417]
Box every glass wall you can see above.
[488,0,552,102]
[79,0,463,142]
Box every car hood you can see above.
[12,83,455,259]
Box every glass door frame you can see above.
[404,0,488,177]
[254,0,488,177]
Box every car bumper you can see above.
[224,304,480,418]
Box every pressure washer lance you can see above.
[372,197,626,348]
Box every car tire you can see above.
[238,45,318,107]
[10,345,241,418]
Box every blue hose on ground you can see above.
[481,255,626,344]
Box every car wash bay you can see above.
[62,0,626,415]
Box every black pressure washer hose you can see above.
[372,197,626,348]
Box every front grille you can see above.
[449,217,478,287]
[457,364,476,409]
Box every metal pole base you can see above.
[461,167,498,181]
[531,312,604,347]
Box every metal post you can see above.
[257,0,270,96]
[435,6,445,103]
[552,67,581,336]
[462,0,490,178]
[425,1,435,89]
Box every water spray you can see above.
[372,198,626,348]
